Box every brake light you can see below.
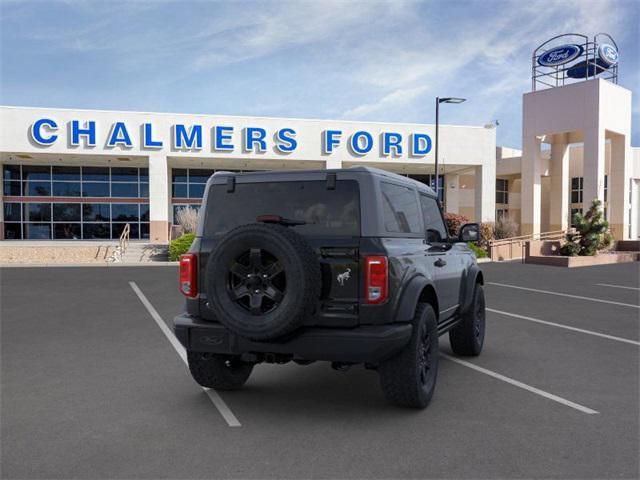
[179,254,197,298]
[365,256,388,304]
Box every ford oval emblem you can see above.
[538,44,583,67]
[598,43,618,66]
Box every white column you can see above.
[148,153,170,244]
[582,126,605,210]
[609,134,631,240]
[474,163,495,223]
[445,173,459,214]
[549,134,570,232]
[325,158,342,169]
[521,135,542,236]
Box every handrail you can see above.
[119,223,131,254]
[106,223,131,263]
[489,229,570,247]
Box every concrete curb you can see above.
[0,262,179,268]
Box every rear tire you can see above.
[378,303,439,408]
[187,351,254,390]
[449,283,485,356]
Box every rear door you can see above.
[419,194,461,318]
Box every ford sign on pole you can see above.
[598,44,619,66]
[537,44,583,67]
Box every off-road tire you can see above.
[205,223,321,341]
[187,351,254,390]
[449,283,485,356]
[378,303,439,408]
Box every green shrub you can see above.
[560,199,613,256]
[169,233,196,261]
[467,242,488,258]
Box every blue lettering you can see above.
[143,123,163,148]
[323,130,342,154]
[71,120,96,147]
[411,133,432,156]
[245,127,267,152]
[383,132,403,156]
[214,126,234,151]
[174,124,203,149]
[107,122,132,148]
[350,131,373,155]
[30,118,58,145]
[275,128,297,153]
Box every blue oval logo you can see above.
[598,44,618,66]
[538,44,583,67]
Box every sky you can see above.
[1,0,638,148]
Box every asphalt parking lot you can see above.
[1,261,639,479]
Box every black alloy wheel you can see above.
[228,248,286,315]
[418,328,433,387]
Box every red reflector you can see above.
[179,254,197,298]
[365,256,388,304]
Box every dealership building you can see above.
[0,107,498,243]
[0,34,638,245]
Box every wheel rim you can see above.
[418,328,432,385]
[227,248,286,315]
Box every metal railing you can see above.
[106,223,131,263]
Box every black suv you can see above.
[174,167,485,408]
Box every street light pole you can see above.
[435,97,440,200]
[434,96,466,206]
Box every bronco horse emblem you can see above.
[337,268,351,286]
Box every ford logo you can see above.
[538,44,583,67]
[598,44,618,66]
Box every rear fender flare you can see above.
[394,276,436,323]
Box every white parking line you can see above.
[129,281,241,427]
[596,283,640,291]
[488,282,640,309]
[487,308,640,346]
[441,354,599,415]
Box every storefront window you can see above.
[171,168,215,199]
[3,200,149,240]
[405,174,444,202]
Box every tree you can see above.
[560,199,613,256]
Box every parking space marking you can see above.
[596,283,640,291]
[129,281,242,427]
[487,308,640,346]
[488,282,640,309]
[441,354,599,415]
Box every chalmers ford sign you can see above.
[29,118,434,157]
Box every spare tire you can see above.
[204,223,321,341]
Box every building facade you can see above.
[0,106,497,243]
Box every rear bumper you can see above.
[173,314,412,364]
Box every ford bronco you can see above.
[173,167,485,408]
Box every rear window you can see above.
[204,180,360,236]
[381,182,422,234]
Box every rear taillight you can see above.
[365,256,388,304]
[179,254,197,298]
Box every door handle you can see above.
[434,258,447,267]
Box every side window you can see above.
[419,194,448,243]
[381,182,422,234]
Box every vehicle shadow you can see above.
[211,353,458,425]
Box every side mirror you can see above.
[458,223,480,243]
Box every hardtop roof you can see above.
[209,166,437,196]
